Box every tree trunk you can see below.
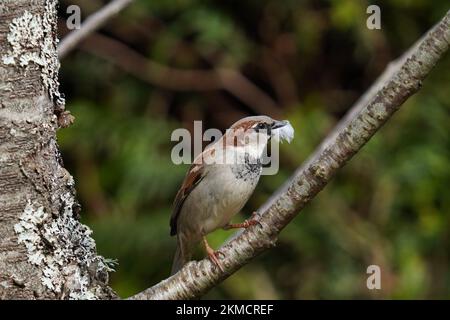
[0,0,116,299]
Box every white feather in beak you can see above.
[273,120,294,143]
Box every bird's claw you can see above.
[207,248,225,272]
[246,211,263,228]
[223,211,262,230]
[203,236,225,272]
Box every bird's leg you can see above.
[223,211,262,230]
[202,236,225,272]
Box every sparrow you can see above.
[170,115,294,274]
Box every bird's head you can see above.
[224,115,295,158]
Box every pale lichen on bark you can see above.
[2,2,65,107]
[0,0,115,299]
[14,193,114,299]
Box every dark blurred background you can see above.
[56,0,449,299]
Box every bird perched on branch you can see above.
[170,115,294,274]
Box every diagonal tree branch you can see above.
[58,0,134,59]
[259,15,444,214]
[129,10,450,300]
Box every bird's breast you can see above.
[229,153,262,182]
[208,156,262,227]
[177,153,262,237]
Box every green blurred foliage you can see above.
[58,0,449,299]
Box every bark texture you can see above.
[0,0,116,299]
[130,10,450,300]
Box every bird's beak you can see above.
[270,119,294,143]
[271,120,288,130]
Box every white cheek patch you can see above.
[273,121,294,143]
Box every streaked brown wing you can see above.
[170,163,206,236]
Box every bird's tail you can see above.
[171,237,193,275]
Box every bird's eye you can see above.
[255,123,266,130]
[254,123,271,135]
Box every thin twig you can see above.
[58,0,134,59]
[128,10,450,300]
